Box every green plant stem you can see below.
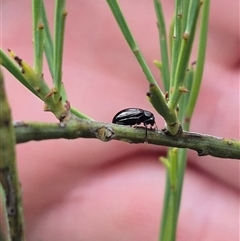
[168,0,202,111]
[175,144,188,215]
[185,0,210,119]
[159,180,178,241]
[32,0,44,76]
[42,0,54,78]
[148,84,178,128]
[0,184,11,241]
[182,0,191,30]
[13,120,240,159]
[170,0,182,90]
[160,63,194,240]
[106,0,161,88]
[176,0,211,216]
[0,69,25,241]
[159,148,179,241]
[53,0,66,102]
[70,107,94,120]
[154,0,170,91]
[161,2,211,236]
[0,50,38,96]
[178,64,194,122]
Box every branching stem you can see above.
[14,120,240,160]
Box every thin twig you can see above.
[0,70,25,241]
[14,120,240,159]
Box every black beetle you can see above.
[112,108,157,140]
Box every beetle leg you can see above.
[132,124,138,128]
[153,123,158,130]
[144,123,148,143]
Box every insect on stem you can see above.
[112,108,157,141]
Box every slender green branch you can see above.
[178,64,194,122]
[154,0,170,91]
[70,107,94,120]
[159,61,194,241]
[5,50,71,121]
[168,0,202,111]
[170,0,183,90]
[53,0,67,102]
[159,148,178,241]
[0,69,25,241]
[32,0,44,75]
[14,120,240,159]
[42,0,54,78]
[147,84,178,125]
[159,170,171,241]
[175,1,211,217]
[0,184,11,241]
[106,0,161,88]
[159,2,210,239]
[0,50,38,96]
[182,0,191,30]
[175,64,194,216]
[185,0,210,119]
